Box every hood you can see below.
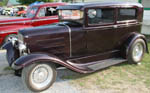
[0,17,31,26]
[19,24,69,38]
[19,24,70,54]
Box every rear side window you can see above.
[37,7,57,17]
[118,8,137,21]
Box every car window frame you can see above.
[37,7,46,18]
[116,7,138,23]
[26,6,39,18]
[36,6,58,18]
[85,7,116,27]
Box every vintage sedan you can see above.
[3,2,149,92]
[0,3,66,46]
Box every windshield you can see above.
[26,7,38,18]
[59,10,83,20]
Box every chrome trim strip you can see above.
[61,24,72,57]
[32,17,58,22]
[0,20,31,25]
[0,31,17,34]
[85,22,142,30]
[0,18,58,25]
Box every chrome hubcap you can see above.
[33,67,48,83]
[30,64,53,89]
[132,43,143,62]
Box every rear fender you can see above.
[123,33,149,58]
[0,25,33,45]
[13,53,87,73]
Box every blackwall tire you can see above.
[128,39,146,64]
[22,63,57,92]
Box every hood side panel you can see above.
[23,25,70,59]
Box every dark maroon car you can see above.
[3,2,149,92]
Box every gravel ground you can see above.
[0,50,80,93]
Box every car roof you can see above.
[57,2,143,10]
[32,2,66,7]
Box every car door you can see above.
[114,8,140,48]
[85,8,117,55]
[31,6,58,26]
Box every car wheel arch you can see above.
[121,33,149,59]
[13,53,81,72]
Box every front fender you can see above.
[14,53,63,68]
[13,53,87,73]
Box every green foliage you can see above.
[0,2,4,6]
[17,0,54,5]
[0,0,9,6]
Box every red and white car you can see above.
[0,3,66,46]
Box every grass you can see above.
[3,66,13,71]
[61,43,150,93]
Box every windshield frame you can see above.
[59,9,83,20]
[26,6,39,18]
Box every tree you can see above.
[0,0,9,6]
[17,0,54,5]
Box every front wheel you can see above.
[22,63,57,92]
[127,39,146,64]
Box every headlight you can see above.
[18,42,27,56]
[18,43,26,51]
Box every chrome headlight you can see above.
[18,43,26,51]
[18,42,27,56]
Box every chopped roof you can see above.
[32,2,66,7]
[57,2,143,10]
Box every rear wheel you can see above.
[127,39,146,64]
[22,63,57,92]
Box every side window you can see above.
[37,8,45,17]
[37,7,58,17]
[87,8,115,25]
[45,7,57,16]
[118,8,136,21]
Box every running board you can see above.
[87,58,127,71]
[67,58,127,73]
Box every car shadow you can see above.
[56,61,132,82]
